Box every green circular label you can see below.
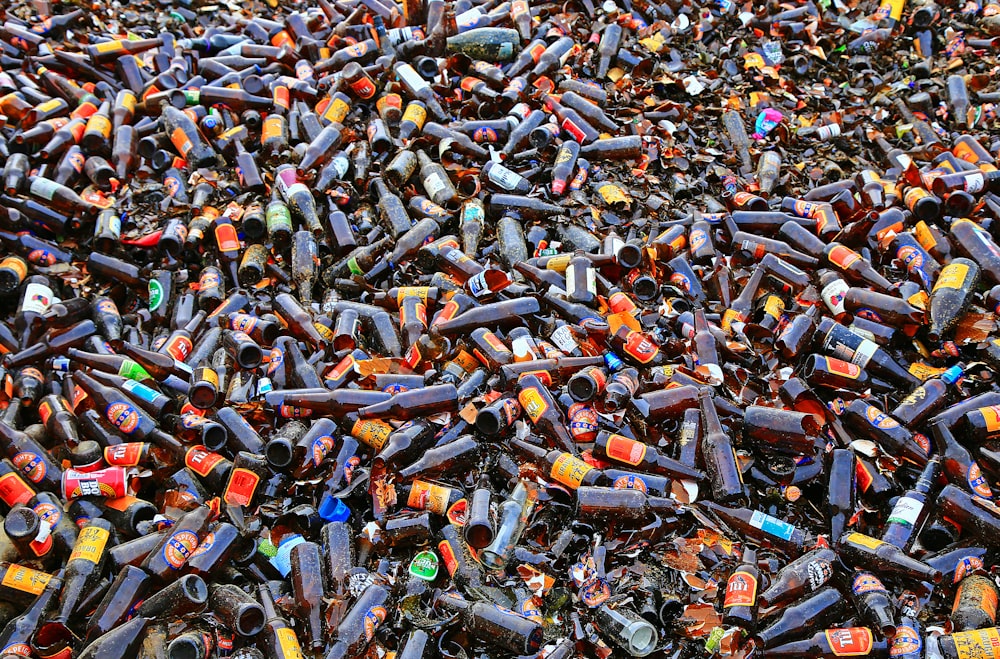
[409,550,439,581]
[149,280,164,311]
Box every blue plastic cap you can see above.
[319,493,351,523]
[941,365,964,385]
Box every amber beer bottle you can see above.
[433,590,543,656]
[516,374,575,454]
[763,628,885,658]
[722,548,760,631]
[837,532,942,583]
[816,318,919,386]
[36,518,114,643]
[931,419,995,500]
[259,582,308,659]
[951,574,999,632]
[0,565,64,656]
[700,390,748,504]
[592,432,705,482]
[750,587,847,649]
[323,582,390,659]
[140,505,212,581]
[928,257,980,341]
[757,547,837,608]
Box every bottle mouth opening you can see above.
[236,606,266,636]
[624,620,659,656]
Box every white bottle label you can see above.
[21,283,53,315]
[887,496,923,526]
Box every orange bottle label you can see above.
[825,628,874,656]
[224,468,260,506]
[723,569,758,608]
[604,434,646,466]
[518,387,549,422]
[827,244,862,269]
[407,480,452,515]
[185,446,226,477]
[550,453,593,489]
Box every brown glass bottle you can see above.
[722,548,759,631]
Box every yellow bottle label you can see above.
[914,221,937,250]
[86,114,112,138]
[544,254,572,273]
[518,387,549,422]
[95,40,123,53]
[407,480,452,515]
[401,102,427,128]
[1,565,52,595]
[846,532,883,551]
[978,405,1000,433]
[952,628,1000,659]
[550,453,593,489]
[276,627,304,659]
[69,526,110,564]
[351,419,392,451]
[933,262,970,291]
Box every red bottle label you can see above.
[723,570,758,608]
[825,628,874,656]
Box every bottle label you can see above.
[215,222,240,253]
[749,510,795,541]
[401,102,427,128]
[622,331,659,364]
[326,354,356,382]
[118,359,152,382]
[407,480,452,514]
[825,628,874,656]
[887,496,923,526]
[487,163,523,190]
[550,325,579,353]
[348,75,376,99]
[550,453,593,489]
[827,244,862,269]
[162,529,199,569]
[723,569,758,608]
[262,115,285,143]
[846,532,883,550]
[69,526,110,564]
[395,64,428,93]
[951,628,1000,659]
[851,572,887,595]
[103,496,139,512]
[968,463,994,499]
[224,468,260,506]
[351,419,392,451]
[12,452,46,483]
[423,172,448,200]
[0,565,50,595]
[438,539,459,576]
[311,435,335,467]
[604,434,646,466]
[188,532,215,560]
[0,257,26,281]
[977,405,1000,433]
[964,171,985,193]
[105,443,145,467]
[185,446,226,477]
[20,282,53,315]
[934,262,970,291]
[106,401,141,434]
[29,177,61,202]
[169,127,193,157]
[518,387,550,422]
[864,406,899,429]
[0,473,35,508]
[34,501,61,528]
[820,278,849,317]
[890,625,922,657]
[826,357,861,378]
[807,560,834,590]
